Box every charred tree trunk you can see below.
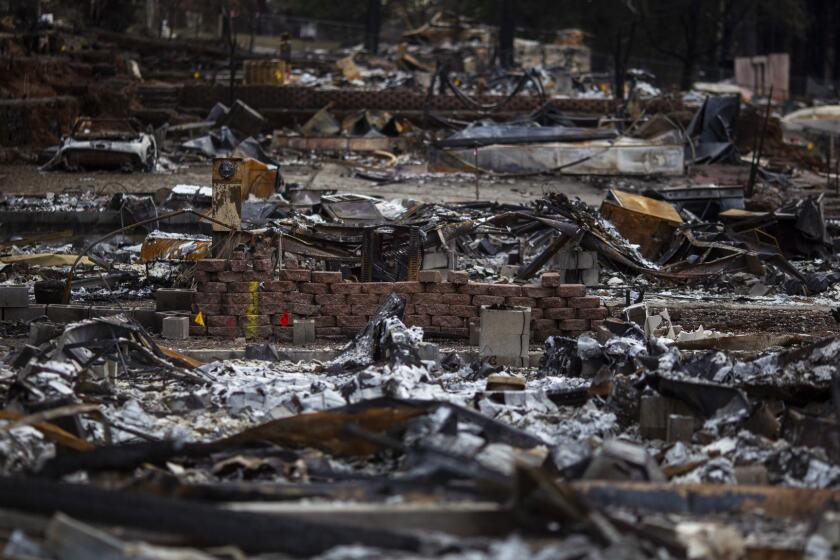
[365,0,381,55]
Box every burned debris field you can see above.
[1,1,840,559]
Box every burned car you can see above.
[42,117,157,172]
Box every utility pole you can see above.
[365,0,381,55]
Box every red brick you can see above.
[540,272,563,287]
[506,296,536,307]
[539,297,568,309]
[569,296,600,309]
[432,315,466,328]
[557,284,587,298]
[450,305,479,318]
[279,269,311,282]
[228,259,247,272]
[351,304,380,315]
[243,271,271,282]
[258,292,284,305]
[238,314,270,327]
[194,271,210,283]
[199,282,227,293]
[392,281,423,294]
[230,250,247,260]
[544,307,576,320]
[208,326,240,338]
[331,282,363,294]
[251,258,272,271]
[487,284,522,297]
[577,307,608,319]
[473,295,505,306]
[320,304,352,315]
[337,315,368,327]
[194,292,221,304]
[243,325,272,338]
[222,293,255,305]
[522,285,554,298]
[442,293,472,305]
[560,319,588,330]
[206,315,237,328]
[300,282,329,295]
[458,283,493,295]
[260,302,285,315]
[195,303,221,315]
[315,293,346,305]
[532,319,558,332]
[313,315,336,328]
[223,303,252,315]
[348,294,380,305]
[404,314,431,327]
[216,271,243,283]
[412,293,442,304]
[286,293,314,304]
[447,270,469,284]
[531,308,544,320]
[263,280,296,292]
[227,281,259,293]
[197,259,226,272]
[311,271,342,283]
[418,270,443,283]
[291,303,319,316]
[425,283,457,294]
[415,303,450,315]
[362,282,393,294]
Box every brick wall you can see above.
[191,253,607,341]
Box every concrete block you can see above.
[162,316,190,340]
[581,265,600,287]
[3,304,46,322]
[422,251,449,270]
[469,322,480,346]
[89,306,124,318]
[417,342,440,368]
[734,465,769,485]
[577,251,597,269]
[0,286,29,308]
[154,288,196,311]
[130,309,158,332]
[639,395,694,440]
[46,304,89,324]
[28,322,62,346]
[666,414,695,443]
[293,319,315,345]
[479,305,530,367]
[155,311,188,333]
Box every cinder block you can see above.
[447,270,469,284]
[293,319,315,344]
[3,304,46,322]
[734,465,768,485]
[89,306,124,318]
[155,311,188,332]
[639,395,694,440]
[581,266,600,287]
[311,271,342,283]
[130,309,158,332]
[197,259,226,272]
[417,342,440,368]
[556,284,586,298]
[0,286,29,308]
[162,316,189,340]
[666,414,695,443]
[47,304,89,324]
[479,305,530,367]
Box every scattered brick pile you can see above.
[192,253,607,340]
